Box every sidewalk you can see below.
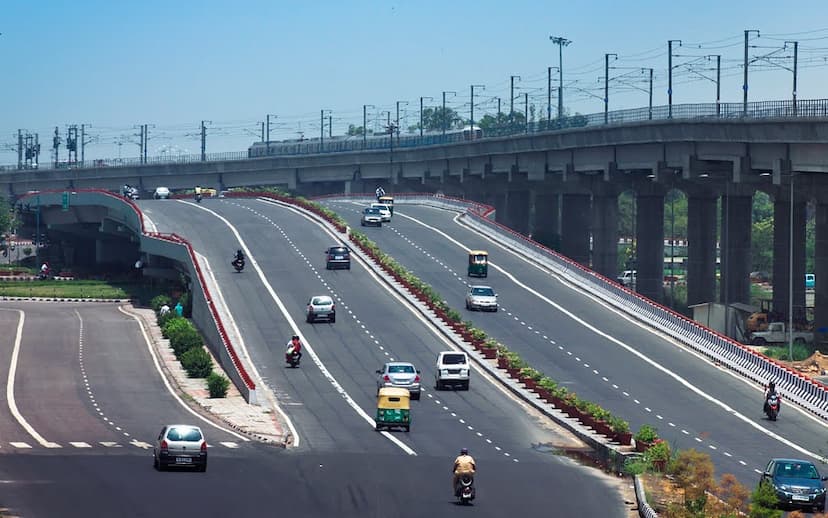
[123,305,289,446]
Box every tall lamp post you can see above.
[419,96,433,138]
[549,35,571,120]
[441,91,456,140]
[362,104,374,150]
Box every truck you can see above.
[749,322,814,346]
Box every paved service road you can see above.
[135,197,631,518]
[325,200,828,487]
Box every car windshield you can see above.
[167,426,202,441]
[776,462,820,479]
[388,364,415,373]
[365,208,379,214]
[312,297,332,305]
[472,287,494,296]
[442,354,467,365]
[329,248,348,255]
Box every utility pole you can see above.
[547,66,553,123]
[80,124,92,165]
[266,114,277,155]
[419,96,433,138]
[646,68,653,120]
[668,40,682,118]
[66,125,78,165]
[320,110,325,146]
[142,124,149,163]
[395,101,408,143]
[363,104,374,149]
[200,120,210,161]
[260,122,265,142]
[524,92,529,132]
[17,130,22,170]
[441,91,456,139]
[329,115,332,138]
[604,53,617,124]
[470,85,484,135]
[52,126,60,168]
[743,29,760,115]
[706,55,722,116]
[509,75,521,125]
[787,40,798,114]
[550,35,571,120]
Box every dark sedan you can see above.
[760,458,827,512]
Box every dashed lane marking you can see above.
[69,442,92,448]
[10,442,31,449]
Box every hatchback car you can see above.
[760,458,827,512]
[325,245,351,270]
[376,361,421,400]
[306,295,336,323]
[370,203,392,222]
[153,424,207,472]
[361,207,383,227]
[435,351,470,390]
[153,186,171,199]
[465,285,498,312]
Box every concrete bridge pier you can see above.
[591,192,619,279]
[815,201,828,337]
[721,194,753,307]
[530,190,561,251]
[636,192,665,303]
[686,194,718,307]
[771,188,807,323]
[506,189,530,235]
[560,193,591,267]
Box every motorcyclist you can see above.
[285,335,303,363]
[452,447,476,496]
[375,186,385,200]
[232,249,245,269]
[764,381,781,413]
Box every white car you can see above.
[370,203,392,222]
[153,424,207,471]
[154,186,171,199]
[465,285,498,312]
[360,207,383,227]
[435,351,470,390]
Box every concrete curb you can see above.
[0,296,132,303]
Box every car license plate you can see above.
[792,495,810,502]
[175,457,192,464]
[335,256,343,259]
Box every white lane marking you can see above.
[188,201,414,455]
[220,441,239,449]
[129,440,152,449]
[1,309,60,448]
[117,307,248,441]
[10,442,31,449]
[142,212,158,233]
[398,210,828,462]
[69,442,92,448]
[99,442,122,448]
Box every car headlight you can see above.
[441,369,449,376]
[779,484,791,492]
[461,369,468,376]
[814,487,826,494]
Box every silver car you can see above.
[153,424,207,472]
[465,285,498,312]
[376,361,421,399]
[360,207,383,227]
[306,295,336,323]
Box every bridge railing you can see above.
[8,98,828,172]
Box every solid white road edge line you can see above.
[186,200,415,455]
[117,306,248,441]
[195,250,296,445]
[395,208,827,462]
[0,308,60,448]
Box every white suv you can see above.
[435,351,470,390]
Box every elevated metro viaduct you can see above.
[5,117,828,336]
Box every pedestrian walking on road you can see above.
[174,301,183,317]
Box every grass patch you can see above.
[761,343,816,361]
[0,280,130,299]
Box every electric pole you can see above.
[419,96,433,138]
[17,130,22,170]
[787,40,798,114]
[200,120,211,161]
[67,125,78,165]
[743,29,760,115]
[441,91,456,139]
[470,85,484,134]
[510,75,521,125]
[668,39,682,118]
[80,124,93,165]
[363,104,374,149]
[52,126,60,168]
[395,101,407,143]
[549,35,571,120]
[605,53,618,124]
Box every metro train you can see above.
[247,125,484,158]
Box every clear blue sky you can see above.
[3,0,828,164]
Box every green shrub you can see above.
[150,294,172,312]
[207,372,230,398]
[749,480,782,518]
[645,439,671,462]
[634,424,659,443]
[445,308,462,323]
[181,347,213,378]
[162,316,189,339]
[537,377,558,391]
[158,311,174,327]
[608,415,630,433]
[170,326,202,357]
[179,292,192,318]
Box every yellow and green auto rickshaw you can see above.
[375,387,411,432]
[378,195,394,215]
[467,250,488,278]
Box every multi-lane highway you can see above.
[0,198,630,517]
[323,199,828,488]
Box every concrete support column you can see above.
[686,195,718,306]
[506,190,530,235]
[636,194,665,303]
[591,193,618,279]
[531,191,561,251]
[560,194,591,266]
[721,195,753,306]
[815,202,828,338]
[772,194,807,323]
[490,192,509,228]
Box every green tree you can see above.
[748,480,782,518]
[0,197,11,236]
[347,124,366,136]
[420,106,463,132]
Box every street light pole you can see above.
[743,29,760,115]
[604,53,618,124]
[550,35,571,120]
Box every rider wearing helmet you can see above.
[764,380,781,413]
[452,447,476,496]
[286,334,303,362]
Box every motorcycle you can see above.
[195,192,203,203]
[765,394,780,421]
[455,474,475,504]
[232,258,245,272]
[285,350,301,368]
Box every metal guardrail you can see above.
[635,475,659,518]
[7,98,828,172]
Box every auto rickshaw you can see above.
[375,387,410,432]
[378,195,394,215]
[467,250,488,278]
